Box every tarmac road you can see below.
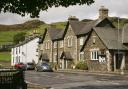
[25,71,128,89]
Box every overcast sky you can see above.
[0,0,128,25]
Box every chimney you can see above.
[99,6,108,19]
[68,16,79,21]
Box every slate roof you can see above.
[94,27,128,50]
[69,20,87,35]
[40,53,49,61]
[122,23,128,43]
[69,18,113,36]
[47,28,64,41]
[60,51,73,60]
[14,36,39,47]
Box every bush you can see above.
[75,61,88,70]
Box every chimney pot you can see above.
[99,6,109,19]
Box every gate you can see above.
[0,69,27,89]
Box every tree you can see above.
[0,0,94,18]
[13,32,26,44]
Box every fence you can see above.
[0,69,27,89]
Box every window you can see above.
[45,42,47,49]
[47,41,50,49]
[80,37,84,45]
[16,48,17,54]
[92,36,96,44]
[54,42,57,48]
[19,47,20,53]
[90,48,99,60]
[45,41,50,49]
[79,52,84,61]
[54,53,57,62]
[67,36,73,47]
[60,41,64,48]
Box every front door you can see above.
[61,59,67,69]
[116,53,123,69]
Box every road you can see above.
[25,71,128,89]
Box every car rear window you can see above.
[27,63,34,65]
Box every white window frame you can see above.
[79,52,84,61]
[90,48,99,60]
[54,42,57,48]
[60,41,64,48]
[80,37,84,46]
[92,36,96,44]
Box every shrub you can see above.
[75,61,88,70]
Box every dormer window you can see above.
[92,36,96,44]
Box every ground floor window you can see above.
[90,48,99,60]
[79,52,84,61]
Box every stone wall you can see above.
[64,25,77,65]
[84,31,109,71]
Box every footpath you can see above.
[56,69,128,77]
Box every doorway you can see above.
[115,53,123,69]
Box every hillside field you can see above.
[0,52,11,61]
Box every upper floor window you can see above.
[45,41,50,49]
[54,42,57,48]
[92,36,96,44]
[67,36,73,47]
[16,48,17,54]
[60,41,64,48]
[19,47,20,53]
[80,37,84,46]
[90,48,99,60]
[47,41,50,49]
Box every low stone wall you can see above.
[87,60,107,71]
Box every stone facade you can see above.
[84,31,108,71]
[39,6,128,72]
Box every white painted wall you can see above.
[11,37,39,66]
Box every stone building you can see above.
[39,6,128,72]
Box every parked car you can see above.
[14,62,27,70]
[35,62,53,72]
[26,62,35,70]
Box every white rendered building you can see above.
[11,37,39,66]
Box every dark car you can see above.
[35,62,53,72]
[14,62,27,70]
[26,62,35,70]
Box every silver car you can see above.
[35,62,53,72]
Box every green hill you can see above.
[0,20,45,45]
[0,17,128,45]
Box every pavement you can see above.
[56,69,128,77]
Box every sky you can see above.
[0,0,128,25]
